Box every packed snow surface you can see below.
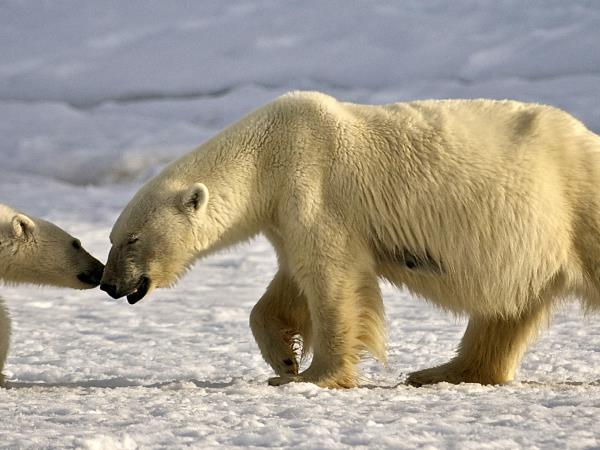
[1,1,600,448]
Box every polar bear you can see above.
[101,91,600,388]
[0,203,104,385]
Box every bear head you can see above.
[101,182,210,304]
[0,206,104,289]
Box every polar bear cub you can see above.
[101,91,600,388]
[0,203,104,385]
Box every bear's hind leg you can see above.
[250,271,312,378]
[407,301,549,386]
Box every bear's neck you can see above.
[167,112,281,254]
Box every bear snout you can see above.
[100,275,150,303]
[77,267,104,287]
[77,263,104,287]
[99,283,121,299]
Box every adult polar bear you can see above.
[101,91,600,388]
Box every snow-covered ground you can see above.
[1,1,600,448]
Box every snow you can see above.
[1,1,600,448]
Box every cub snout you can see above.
[77,260,104,288]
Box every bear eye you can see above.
[72,239,81,250]
[127,237,139,245]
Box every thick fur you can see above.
[0,204,104,385]
[102,91,600,388]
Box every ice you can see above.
[1,1,600,448]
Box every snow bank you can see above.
[1,0,599,184]
[1,1,599,106]
[1,1,600,448]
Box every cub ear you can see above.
[180,183,209,212]
[11,213,36,241]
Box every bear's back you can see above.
[282,95,598,315]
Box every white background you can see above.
[1,1,600,448]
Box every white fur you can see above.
[0,204,103,385]
[103,91,600,387]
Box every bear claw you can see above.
[268,375,296,386]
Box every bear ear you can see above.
[180,183,209,213]
[11,213,36,241]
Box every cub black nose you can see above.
[77,264,104,287]
[91,264,104,283]
[100,283,120,299]
[78,265,104,285]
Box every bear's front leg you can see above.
[0,299,11,387]
[268,245,385,389]
[250,270,312,378]
[407,302,550,386]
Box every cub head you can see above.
[101,182,210,304]
[0,207,104,289]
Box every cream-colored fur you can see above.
[102,91,600,388]
[0,203,104,385]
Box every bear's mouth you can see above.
[127,276,150,304]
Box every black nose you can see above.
[100,283,120,299]
[77,264,104,287]
[90,266,104,284]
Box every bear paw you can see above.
[267,371,357,389]
[407,364,464,386]
[268,375,297,387]
[407,361,508,386]
[272,357,299,378]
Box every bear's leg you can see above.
[407,302,549,386]
[250,271,312,378]
[0,298,11,387]
[269,260,385,389]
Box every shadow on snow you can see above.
[4,377,240,390]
